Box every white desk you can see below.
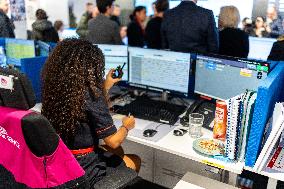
[115,115,244,175]
[32,103,243,185]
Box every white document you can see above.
[254,103,284,172]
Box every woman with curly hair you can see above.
[41,39,140,186]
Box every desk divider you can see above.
[245,63,284,167]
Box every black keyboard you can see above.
[113,96,187,125]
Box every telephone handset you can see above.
[180,99,205,126]
[180,99,216,130]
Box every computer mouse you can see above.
[173,129,188,136]
[143,129,158,138]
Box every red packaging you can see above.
[213,100,227,141]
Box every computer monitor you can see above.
[97,45,128,81]
[195,55,269,100]
[61,28,79,39]
[135,0,155,16]
[37,41,51,57]
[248,37,276,61]
[5,39,36,65]
[128,47,191,96]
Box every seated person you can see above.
[268,35,284,61]
[41,39,141,186]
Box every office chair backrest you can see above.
[0,67,36,110]
[0,68,87,188]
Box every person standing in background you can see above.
[110,4,121,26]
[266,6,284,38]
[87,0,122,45]
[268,35,284,61]
[250,16,269,38]
[145,0,169,49]
[218,6,249,58]
[54,20,64,41]
[0,0,15,38]
[161,0,219,54]
[32,9,59,43]
[242,17,254,35]
[76,2,98,39]
[127,6,147,47]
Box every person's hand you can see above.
[122,116,135,131]
[104,69,122,91]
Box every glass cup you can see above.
[189,113,204,138]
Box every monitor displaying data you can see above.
[97,45,128,81]
[195,55,269,100]
[248,37,276,61]
[128,47,191,96]
[5,38,35,60]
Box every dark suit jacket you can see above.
[127,20,145,47]
[145,17,163,49]
[87,14,122,45]
[219,28,249,58]
[161,1,219,53]
[268,40,284,61]
[0,10,15,38]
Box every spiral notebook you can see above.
[225,94,242,160]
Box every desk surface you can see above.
[113,114,244,174]
[32,103,244,174]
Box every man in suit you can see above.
[0,0,15,38]
[87,0,122,45]
[161,0,219,54]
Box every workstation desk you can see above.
[31,103,243,188]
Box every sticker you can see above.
[257,65,269,72]
[0,75,13,90]
[240,69,252,77]
[202,160,225,169]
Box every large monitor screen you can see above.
[248,37,276,61]
[97,45,128,81]
[135,0,155,16]
[195,55,269,100]
[128,47,191,96]
[5,39,35,59]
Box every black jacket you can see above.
[219,28,249,58]
[145,17,163,49]
[161,1,219,53]
[127,20,145,47]
[0,10,15,38]
[268,39,284,61]
[32,20,59,43]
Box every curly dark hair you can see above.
[41,39,105,146]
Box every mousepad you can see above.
[112,114,177,142]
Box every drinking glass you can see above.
[189,113,204,138]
